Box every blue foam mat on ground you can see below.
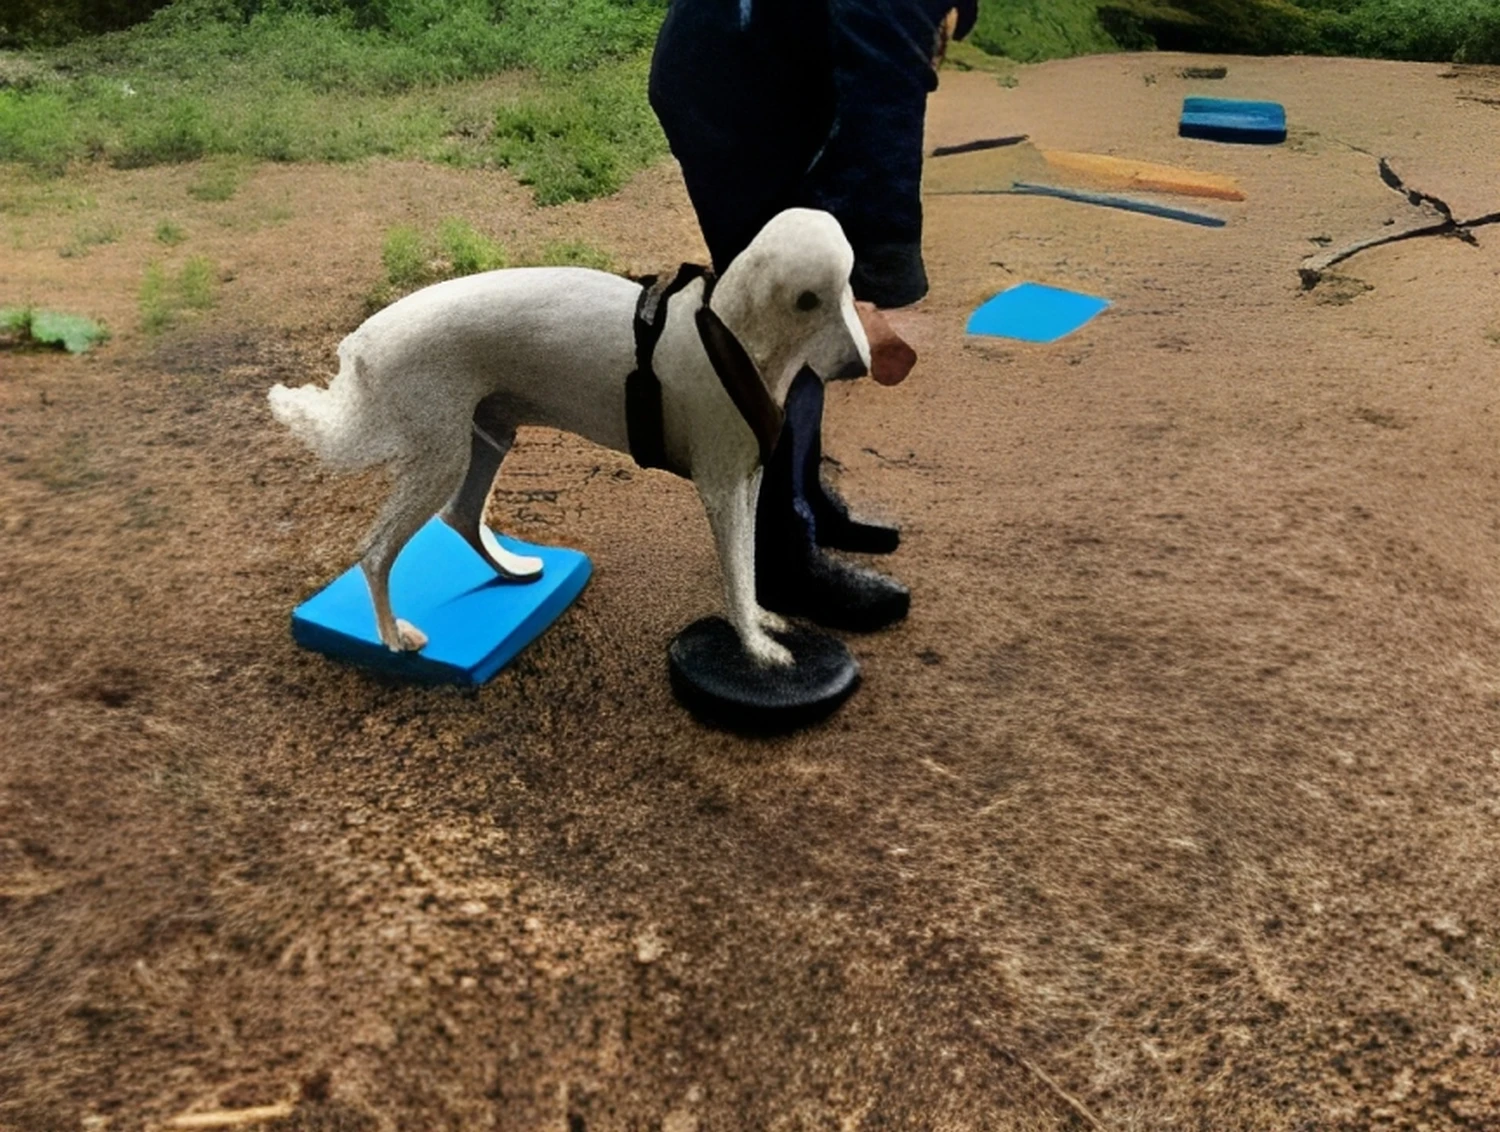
[291,517,592,686]
[966,282,1111,343]
[1179,96,1287,144]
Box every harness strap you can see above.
[626,262,788,477]
[626,264,711,477]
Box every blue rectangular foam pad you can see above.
[1179,97,1287,144]
[966,282,1111,343]
[291,517,592,686]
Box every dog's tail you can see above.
[268,345,401,472]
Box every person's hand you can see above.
[933,4,978,69]
[855,302,917,387]
[932,8,958,68]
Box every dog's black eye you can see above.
[796,290,820,312]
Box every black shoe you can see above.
[784,365,903,555]
[809,475,901,555]
[759,544,910,632]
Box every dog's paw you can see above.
[756,608,791,635]
[746,633,794,669]
[479,527,544,582]
[391,619,429,653]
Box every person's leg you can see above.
[649,0,914,631]
[649,0,835,271]
[756,369,910,631]
[759,0,950,590]
[800,0,952,307]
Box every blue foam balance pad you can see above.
[1179,97,1287,144]
[291,517,592,686]
[966,282,1111,343]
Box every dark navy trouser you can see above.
[649,0,954,308]
[650,0,963,588]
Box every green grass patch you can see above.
[139,261,171,332]
[0,172,97,218]
[380,224,429,289]
[178,254,215,308]
[1323,0,1500,63]
[491,53,666,206]
[9,0,1492,208]
[0,84,79,174]
[59,219,120,257]
[264,194,293,224]
[521,239,614,272]
[0,0,668,182]
[48,0,663,90]
[970,0,1121,61]
[0,305,110,352]
[155,218,185,244]
[369,218,498,310]
[437,217,507,275]
[968,0,1500,63]
[381,219,615,283]
[1097,0,1500,60]
[370,217,513,308]
[941,39,1022,85]
[139,254,218,332]
[367,218,617,312]
[187,156,244,200]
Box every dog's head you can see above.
[712,208,872,403]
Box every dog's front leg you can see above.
[700,471,793,668]
[745,468,790,637]
[755,606,791,635]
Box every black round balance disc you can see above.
[668,616,860,733]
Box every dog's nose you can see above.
[829,355,868,382]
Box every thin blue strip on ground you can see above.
[1008,182,1228,227]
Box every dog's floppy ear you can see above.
[695,305,785,464]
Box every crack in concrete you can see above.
[1377,157,1453,219]
[1299,157,1500,289]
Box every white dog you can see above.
[268,208,871,667]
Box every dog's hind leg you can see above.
[440,400,543,582]
[360,440,470,653]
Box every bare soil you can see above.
[3,53,1499,1132]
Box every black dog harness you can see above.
[626,264,785,479]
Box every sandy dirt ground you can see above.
[2,52,1499,1132]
